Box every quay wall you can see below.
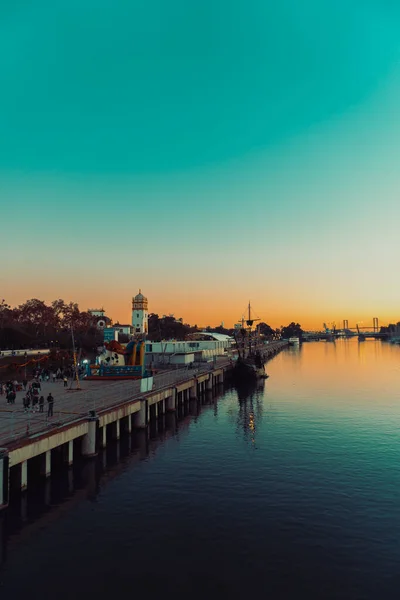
[0,340,288,509]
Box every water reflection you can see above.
[2,341,400,599]
[234,380,265,446]
[0,389,224,570]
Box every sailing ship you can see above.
[232,302,269,382]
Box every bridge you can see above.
[303,318,389,341]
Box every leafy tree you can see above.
[281,322,303,340]
[258,322,275,338]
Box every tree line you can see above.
[0,298,304,349]
[0,298,102,351]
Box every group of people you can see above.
[23,392,54,416]
[1,378,55,417]
[32,367,69,386]
[2,381,17,403]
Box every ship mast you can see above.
[246,301,260,355]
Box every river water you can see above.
[1,339,400,599]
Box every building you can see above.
[145,335,234,366]
[132,289,148,335]
[113,324,134,336]
[88,308,112,330]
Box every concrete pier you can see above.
[21,461,28,491]
[40,451,51,478]
[66,441,73,467]
[206,375,213,391]
[100,426,107,449]
[112,420,120,440]
[190,381,197,400]
[0,450,9,510]
[82,416,98,457]
[166,390,176,412]
[0,343,289,509]
[135,400,147,428]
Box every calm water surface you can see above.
[1,340,400,599]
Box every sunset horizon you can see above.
[2,290,397,331]
[2,1,400,332]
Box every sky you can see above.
[1,0,400,329]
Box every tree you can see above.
[258,322,274,338]
[0,300,12,328]
[280,322,303,340]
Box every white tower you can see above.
[132,289,148,335]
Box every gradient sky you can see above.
[1,1,400,329]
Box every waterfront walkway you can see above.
[0,359,228,447]
[0,341,288,508]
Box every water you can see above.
[1,340,400,599]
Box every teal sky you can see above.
[1,1,400,327]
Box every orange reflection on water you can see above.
[267,339,400,409]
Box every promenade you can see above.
[0,341,288,508]
[0,360,226,447]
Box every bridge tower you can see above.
[373,317,379,332]
[343,319,348,330]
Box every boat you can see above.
[288,337,300,346]
[232,302,269,382]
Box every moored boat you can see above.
[232,302,268,383]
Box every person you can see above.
[39,395,44,413]
[63,376,68,387]
[23,379,28,391]
[47,393,54,417]
[23,396,29,412]
[52,372,56,383]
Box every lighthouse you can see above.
[132,289,148,335]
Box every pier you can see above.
[0,341,288,510]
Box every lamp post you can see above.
[70,326,81,390]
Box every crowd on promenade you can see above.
[0,367,72,417]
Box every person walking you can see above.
[52,372,56,383]
[23,379,28,391]
[63,376,68,388]
[47,393,54,417]
[39,395,44,412]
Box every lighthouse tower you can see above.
[132,289,148,335]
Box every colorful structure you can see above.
[132,289,148,335]
[85,340,148,380]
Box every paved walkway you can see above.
[0,359,228,447]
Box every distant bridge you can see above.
[303,331,388,341]
[303,318,389,341]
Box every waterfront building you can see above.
[146,335,234,366]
